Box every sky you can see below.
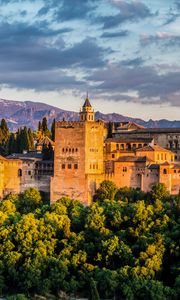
[0,0,180,120]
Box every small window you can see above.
[163,169,167,174]
[18,169,22,177]
[68,164,72,169]
[112,154,115,158]
[62,148,64,152]
[62,164,65,169]
[28,171,31,175]
[74,164,78,169]
[75,148,78,152]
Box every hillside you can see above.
[0,98,180,130]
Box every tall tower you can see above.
[50,96,104,205]
[80,95,95,122]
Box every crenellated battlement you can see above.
[56,121,84,128]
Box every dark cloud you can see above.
[101,30,129,38]
[0,21,108,71]
[37,0,97,21]
[87,62,180,106]
[97,1,153,29]
[0,70,84,91]
[0,20,109,90]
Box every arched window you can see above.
[163,169,167,174]
[18,169,22,177]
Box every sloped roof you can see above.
[117,121,145,130]
[38,136,54,146]
[117,156,149,162]
[83,98,92,107]
[136,144,173,153]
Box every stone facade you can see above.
[0,155,22,199]
[1,99,180,203]
[51,98,104,205]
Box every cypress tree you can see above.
[42,117,48,133]
[8,133,16,154]
[28,128,34,150]
[51,118,55,141]
[38,121,42,132]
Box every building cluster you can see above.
[1,98,180,205]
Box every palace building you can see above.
[1,97,180,204]
[50,98,105,205]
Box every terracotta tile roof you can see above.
[136,144,174,153]
[117,156,149,162]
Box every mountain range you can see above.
[0,98,180,131]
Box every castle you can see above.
[1,97,180,204]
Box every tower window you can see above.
[75,148,78,152]
[62,164,65,169]
[163,169,167,174]
[74,164,78,169]
[68,164,72,169]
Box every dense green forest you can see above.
[0,182,179,299]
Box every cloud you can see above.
[140,32,180,48]
[0,20,110,90]
[97,0,153,29]
[0,21,108,71]
[101,30,129,38]
[87,62,180,106]
[0,69,84,91]
[37,0,97,21]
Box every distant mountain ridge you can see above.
[0,98,180,131]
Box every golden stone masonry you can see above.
[1,97,180,204]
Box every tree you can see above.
[19,188,42,213]
[107,122,113,138]
[42,117,48,133]
[8,133,17,154]
[51,118,55,141]
[89,278,100,300]
[28,128,34,150]
[38,121,42,132]
[151,183,169,201]
[93,180,117,202]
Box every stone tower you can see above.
[50,96,104,205]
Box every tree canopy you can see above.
[0,184,179,299]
